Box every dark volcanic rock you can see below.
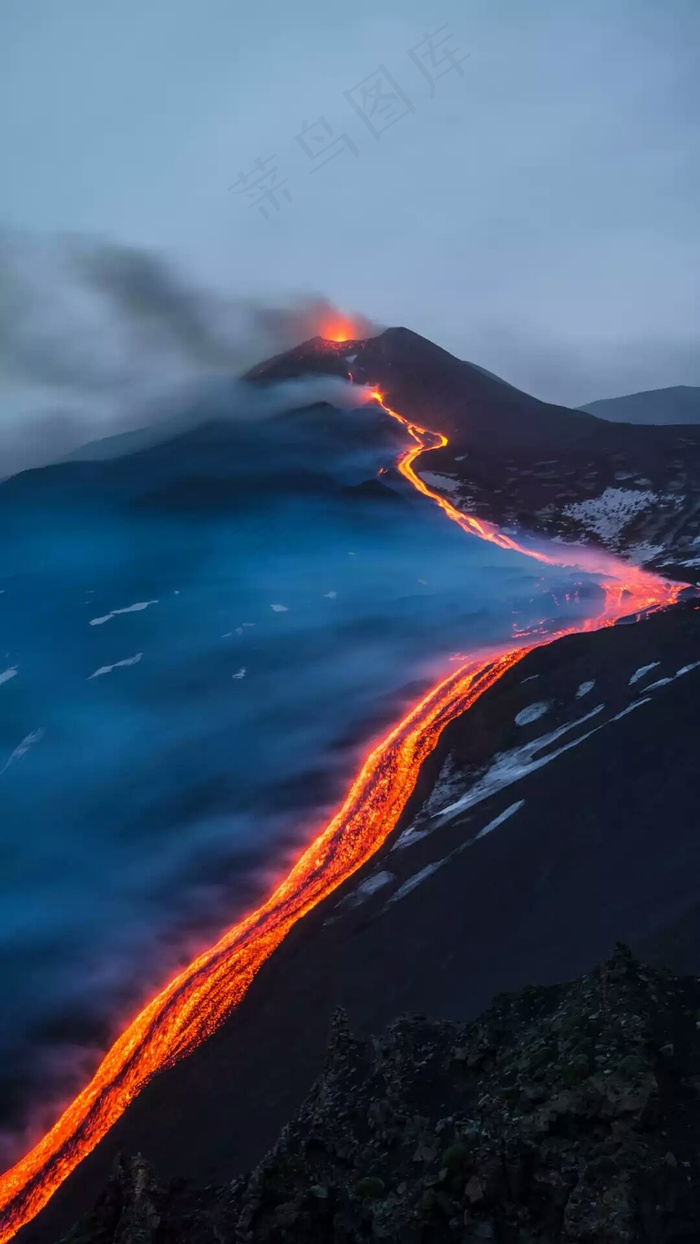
[248,328,700,578]
[61,946,700,1243]
[22,600,700,1244]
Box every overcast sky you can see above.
[0,0,698,410]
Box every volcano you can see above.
[250,328,700,582]
[4,325,700,1244]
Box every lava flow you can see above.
[369,388,683,629]
[0,385,683,1242]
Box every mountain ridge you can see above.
[579,386,700,426]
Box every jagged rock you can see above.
[61,949,700,1243]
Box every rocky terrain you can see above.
[248,330,700,583]
[22,598,700,1244]
[9,330,700,1244]
[60,944,700,1243]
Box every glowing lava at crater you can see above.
[318,314,365,344]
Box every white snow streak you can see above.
[0,666,18,686]
[88,653,142,679]
[629,662,660,686]
[515,701,550,726]
[471,800,525,844]
[345,870,395,908]
[610,697,651,721]
[645,677,672,692]
[1,728,45,776]
[432,705,606,825]
[90,600,158,626]
[575,680,595,698]
[639,661,700,694]
[389,860,445,903]
[270,603,288,612]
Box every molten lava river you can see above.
[0,387,682,1241]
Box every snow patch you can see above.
[232,668,246,680]
[645,676,672,692]
[515,701,550,726]
[389,860,445,904]
[1,728,45,776]
[432,705,605,825]
[0,666,18,687]
[344,870,394,908]
[611,697,651,721]
[88,653,142,679]
[389,803,526,910]
[563,488,657,545]
[629,662,660,686]
[622,660,699,700]
[418,471,463,496]
[392,756,463,851]
[270,603,288,612]
[471,800,525,844]
[324,591,337,599]
[626,542,665,565]
[575,680,595,698]
[90,600,158,626]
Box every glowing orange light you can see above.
[0,379,683,1243]
[319,315,359,343]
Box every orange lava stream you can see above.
[369,388,682,629]
[0,388,683,1242]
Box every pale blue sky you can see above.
[0,0,698,410]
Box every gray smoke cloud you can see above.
[0,229,380,476]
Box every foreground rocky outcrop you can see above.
[62,945,700,1243]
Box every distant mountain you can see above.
[580,385,700,425]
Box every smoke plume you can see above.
[0,228,380,476]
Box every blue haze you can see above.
[0,383,598,1156]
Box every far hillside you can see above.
[580,385,700,425]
